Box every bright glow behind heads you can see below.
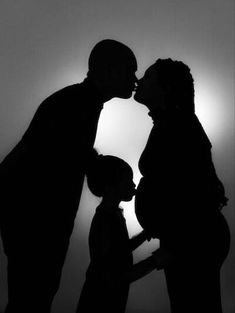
[94,98,152,235]
[195,71,231,146]
[91,67,232,238]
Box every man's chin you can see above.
[122,194,134,202]
[118,90,133,99]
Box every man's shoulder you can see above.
[41,79,101,109]
[44,82,84,103]
[35,78,103,119]
[34,81,90,117]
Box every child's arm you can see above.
[122,247,174,283]
[129,230,151,251]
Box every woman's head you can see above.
[87,155,136,202]
[134,58,195,115]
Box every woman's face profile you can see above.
[134,65,167,113]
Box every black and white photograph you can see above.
[0,1,234,313]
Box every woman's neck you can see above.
[149,106,189,123]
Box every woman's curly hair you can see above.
[153,58,195,113]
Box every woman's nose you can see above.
[137,77,144,85]
[134,76,139,84]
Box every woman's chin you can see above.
[134,92,146,105]
[134,93,154,110]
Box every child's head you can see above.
[87,155,136,202]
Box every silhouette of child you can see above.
[76,154,169,313]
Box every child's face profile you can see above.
[118,169,136,202]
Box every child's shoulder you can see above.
[93,204,122,223]
[90,205,117,233]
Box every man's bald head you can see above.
[88,39,137,76]
[87,39,137,99]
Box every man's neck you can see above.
[86,76,114,103]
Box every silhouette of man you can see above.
[0,39,137,313]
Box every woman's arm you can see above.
[125,255,156,283]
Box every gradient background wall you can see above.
[0,1,234,312]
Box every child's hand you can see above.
[151,248,174,270]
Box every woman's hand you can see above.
[151,248,174,270]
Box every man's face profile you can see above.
[109,60,137,99]
[88,39,138,99]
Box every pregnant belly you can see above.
[135,177,169,238]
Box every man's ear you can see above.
[99,65,114,85]
[107,64,123,80]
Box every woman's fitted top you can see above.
[135,111,225,241]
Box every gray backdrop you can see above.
[0,1,234,313]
